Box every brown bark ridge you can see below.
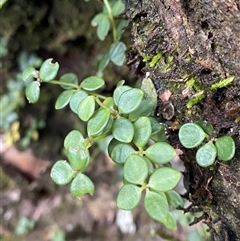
[126,0,240,240]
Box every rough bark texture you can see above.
[126,1,240,240]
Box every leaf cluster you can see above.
[22,58,236,230]
[23,58,184,229]
[90,0,129,71]
[178,122,235,167]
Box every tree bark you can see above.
[126,1,240,240]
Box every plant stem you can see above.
[103,0,117,42]
[48,80,80,89]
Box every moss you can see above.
[209,76,235,90]
[186,92,206,108]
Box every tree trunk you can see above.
[126,1,240,240]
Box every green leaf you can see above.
[149,117,166,142]
[69,90,88,113]
[22,66,37,81]
[77,96,95,121]
[117,80,125,87]
[144,157,154,175]
[162,212,177,230]
[70,173,94,197]
[55,90,74,110]
[102,97,114,109]
[129,99,154,122]
[118,88,144,114]
[148,167,181,192]
[123,154,148,185]
[109,42,126,66]
[195,120,214,135]
[108,139,135,164]
[196,141,217,167]
[39,58,59,82]
[215,136,235,161]
[141,77,158,109]
[100,116,114,135]
[133,117,152,148]
[165,190,184,208]
[111,0,125,16]
[145,142,176,164]
[91,13,104,26]
[91,12,110,41]
[113,85,131,106]
[81,76,105,91]
[116,20,129,41]
[144,191,169,223]
[178,123,206,148]
[64,130,85,150]
[117,184,142,210]
[67,146,90,171]
[112,117,134,143]
[87,108,111,137]
[50,160,74,185]
[97,16,110,41]
[59,73,78,89]
[98,52,110,72]
[25,81,40,103]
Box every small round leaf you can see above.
[69,90,88,113]
[162,212,177,230]
[179,123,206,148]
[55,90,74,110]
[144,157,154,175]
[148,167,181,192]
[39,58,59,82]
[108,139,135,164]
[87,108,111,137]
[102,97,114,109]
[215,136,235,161]
[195,120,214,135]
[91,13,104,26]
[116,20,129,41]
[112,117,134,143]
[51,160,74,185]
[81,76,105,91]
[70,173,94,197]
[97,16,110,41]
[118,88,144,114]
[109,42,126,66]
[64,130,85,150]
[59,73,78,89]
[111,1,125,16]
[196,141,217,167]
[129,99,154,122]
[117,184,142,210]
[113,85,131,106]
[100,117,114,135]
[117,80,125,87]
[149,117,166,142]
[144,191,169,223]
[165,190,184,208]
[25,81,40,103]
[141,77,158,109]
[133,117,152,148]
[67,146,90,171]
[123,154,148,185]
[77,96,95,121]
[22,66,37,81]
[98,51,110,72]
[145,142,176,164]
